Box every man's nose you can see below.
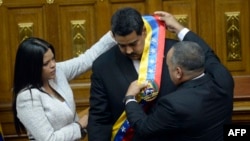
[125,46,133,54]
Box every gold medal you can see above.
[140,80,159,101]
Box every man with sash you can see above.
[88,7,207,141]
[124,12,234,141]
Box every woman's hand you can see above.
[78,114,88,128]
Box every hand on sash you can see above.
[154,11,184,34]
[126,80,159,101]
[126,80,148,97]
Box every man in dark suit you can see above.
[87,7,233,141]
[124,11,234,141]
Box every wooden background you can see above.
[0,0,249,140]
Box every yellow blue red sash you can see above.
[111,15,166,141]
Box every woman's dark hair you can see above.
[111,7,144,36]
[12,37,55,134]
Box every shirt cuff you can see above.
[177,28,190,41]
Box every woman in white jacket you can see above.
[12,31,116,141]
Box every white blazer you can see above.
[16,31,116,141]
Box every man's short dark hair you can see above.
[111,7,144,36]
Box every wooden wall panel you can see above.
[1,107,16,136]
[57,1,98,110]
[162,0,197,39]
[233,76,250,124]
[145,0,162,13]
[215,0,250,75]
[58,5,95,60]
[43,4,61,60]
[110,0,146,14]
[0,5,12,104]
[197,0,216,51]
[0,0,250,140]
[233,98,250,124]
[234,76,250,98]
[0,1,45,104]
[94,0,112,38]
[8,7,45,79]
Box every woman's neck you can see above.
[43,82,64,102]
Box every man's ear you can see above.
[175,67,183,79]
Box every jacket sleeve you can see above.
[125,98,178,137]
[57,31,117,81]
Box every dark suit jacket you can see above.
[125,31,234,141]
[88,36,178,141]
[87,31,228,141]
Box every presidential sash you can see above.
[111,15,166,141]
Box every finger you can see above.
[140,81,148,88]
[154,11,164,15]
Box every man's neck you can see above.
[132,60,140,74]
